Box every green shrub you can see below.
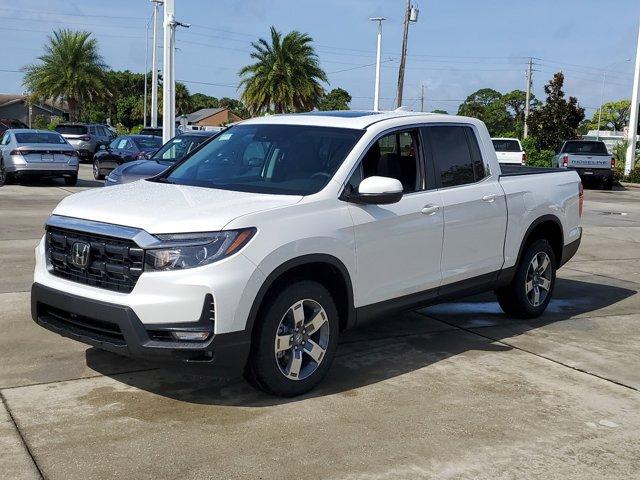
[115,123,129,136]
[47,116,62,131]
[522,137,554,168]
[32,115,49,130]
[130,124,143,134]
[627,168,640,183]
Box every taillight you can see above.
[611,157,616,168]
[562,154,569,167]
[579,182,584,217]
[78,135,91,141]
[522,152,527,164]
[63,150,78,157]
[9,149,20,156]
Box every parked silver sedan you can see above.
[0,129,79,186]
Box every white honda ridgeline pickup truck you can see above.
[32,110,583,396]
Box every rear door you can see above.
[346,128,444,307]
[424,125,507,287]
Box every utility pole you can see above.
[150,0,162,129]
[626,19,640,176]
[396,1,419,108]
[524,57,533,139]
[162,0,189,142]
[370,17,385,112]
[420,84,424,112]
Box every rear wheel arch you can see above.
[515,215,564,270]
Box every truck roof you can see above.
[239,110,483,130]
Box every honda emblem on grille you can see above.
[70,241,90,269]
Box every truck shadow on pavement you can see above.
[86,276,636,407]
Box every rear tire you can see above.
[246,280,339,397]
[64,174,78,186]
[603,179,613,190]
[93,160,104,180]
[496,239,556,318]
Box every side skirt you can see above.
[355,271,502,326]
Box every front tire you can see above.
[496,239,556,318]
[93,160,104,180]
[246,280,339,397]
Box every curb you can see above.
[620,182,640,190]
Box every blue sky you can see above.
[1,0,638,119]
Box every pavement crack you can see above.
[0,391,46,480]
[418,311,640,395]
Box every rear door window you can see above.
[425,125,486,188]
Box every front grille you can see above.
[38,303,125,345]
[46,226,144,293]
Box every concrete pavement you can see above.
[1,169,639,479]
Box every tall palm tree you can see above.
[239,27,327,115]
[23,29,109,121]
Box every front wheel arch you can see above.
[246,255,355,343]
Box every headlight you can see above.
[144,228,256,271]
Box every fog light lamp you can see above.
[171,331,211,341]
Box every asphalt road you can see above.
[1,166,639,479]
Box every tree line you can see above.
[21,28,639,178]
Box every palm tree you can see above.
[239,27,327,115]
[23,29,109,121]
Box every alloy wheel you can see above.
[274,299,330,381]
[525,252,552,307]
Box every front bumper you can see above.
[31,282,251,375]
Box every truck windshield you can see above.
[492,139,521,152]
[562,141,608,155]
[163,124,364,195]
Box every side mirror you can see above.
[346,176,403,205]
[99,144,107,151]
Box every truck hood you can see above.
[53,180,303,233]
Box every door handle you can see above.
[482,194,497,203]
[421,205,440,215]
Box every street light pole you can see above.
[370,17,385,112]
[150,0,162,129]
[626,20,640,175]
[597,71,606,140]
[143,20,149,127]
[162,0,174,142]
[162,0,190,143]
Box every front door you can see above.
[346,129,444,308]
